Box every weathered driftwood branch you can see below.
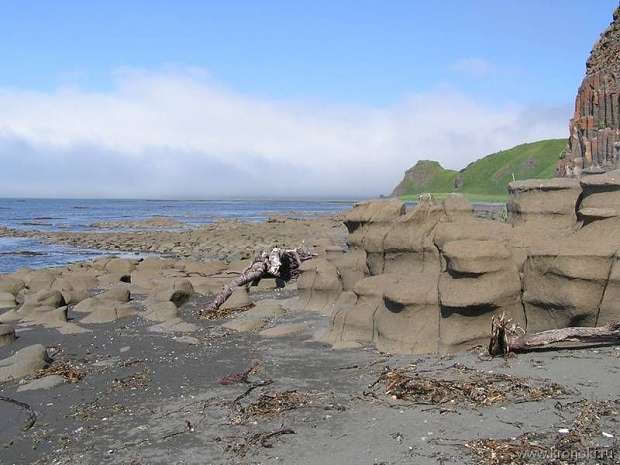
[488,313,620,356]
[200,247,314,316]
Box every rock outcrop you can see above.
[304,176,620,354]
[559,5,620,175]
[391,160,453,197]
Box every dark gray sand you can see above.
[1,289,619,465]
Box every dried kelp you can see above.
[366,365,567,407]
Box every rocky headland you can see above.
[559,5,620,175]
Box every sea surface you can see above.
[0,198,355,273]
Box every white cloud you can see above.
[0,69,569,198]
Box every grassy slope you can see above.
[399,138,566,202]
[397,161,457,194]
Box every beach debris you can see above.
[465,433,548,465]
[218,362,260,385]
[112,370,151,390]
[231,389,316,425]
[0,395,37,431]
[200,246,315,316]
[464,400,620,465]
[37,358,83,383]
[223,426,296,457]
[489,313,620,356]
[365,364,567,407]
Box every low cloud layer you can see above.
[0,70,570,198]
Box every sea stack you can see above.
[559,5,620,176]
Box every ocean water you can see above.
[0,198,354,273]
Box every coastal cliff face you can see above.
[299,172,620,354]
[559,5,620,176]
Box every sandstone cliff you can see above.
[298,171,620,354]
[559,5,620,175]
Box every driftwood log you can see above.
[488,313,620,356]
[200,247,314,316]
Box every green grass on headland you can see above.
[401,192,507,203]
[395,139,567,201]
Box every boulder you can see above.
[22,270,58,292]
[105,258,139,275]
[0,291,17,310]
[0,344,51,382]
[147,279,194,307]
[130,269,162,290]
[17,374,65,392]
[100,287,131,302]
[22,306,69,327]
[74,287,131,313]
[0,277,25,295]
[23,289,66,308]
[143,301,178,322]
[80,303,136,324]
[219,287,252,311]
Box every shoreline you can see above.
[0,214,348,271]
[0,209,618,464]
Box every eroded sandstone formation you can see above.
[559,5,620,176]
[300,173,620,354]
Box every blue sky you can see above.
[0,1,618,198]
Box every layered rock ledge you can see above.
[300,174,620,353]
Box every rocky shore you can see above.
[0,215,346,261]
[0,207,619,464]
